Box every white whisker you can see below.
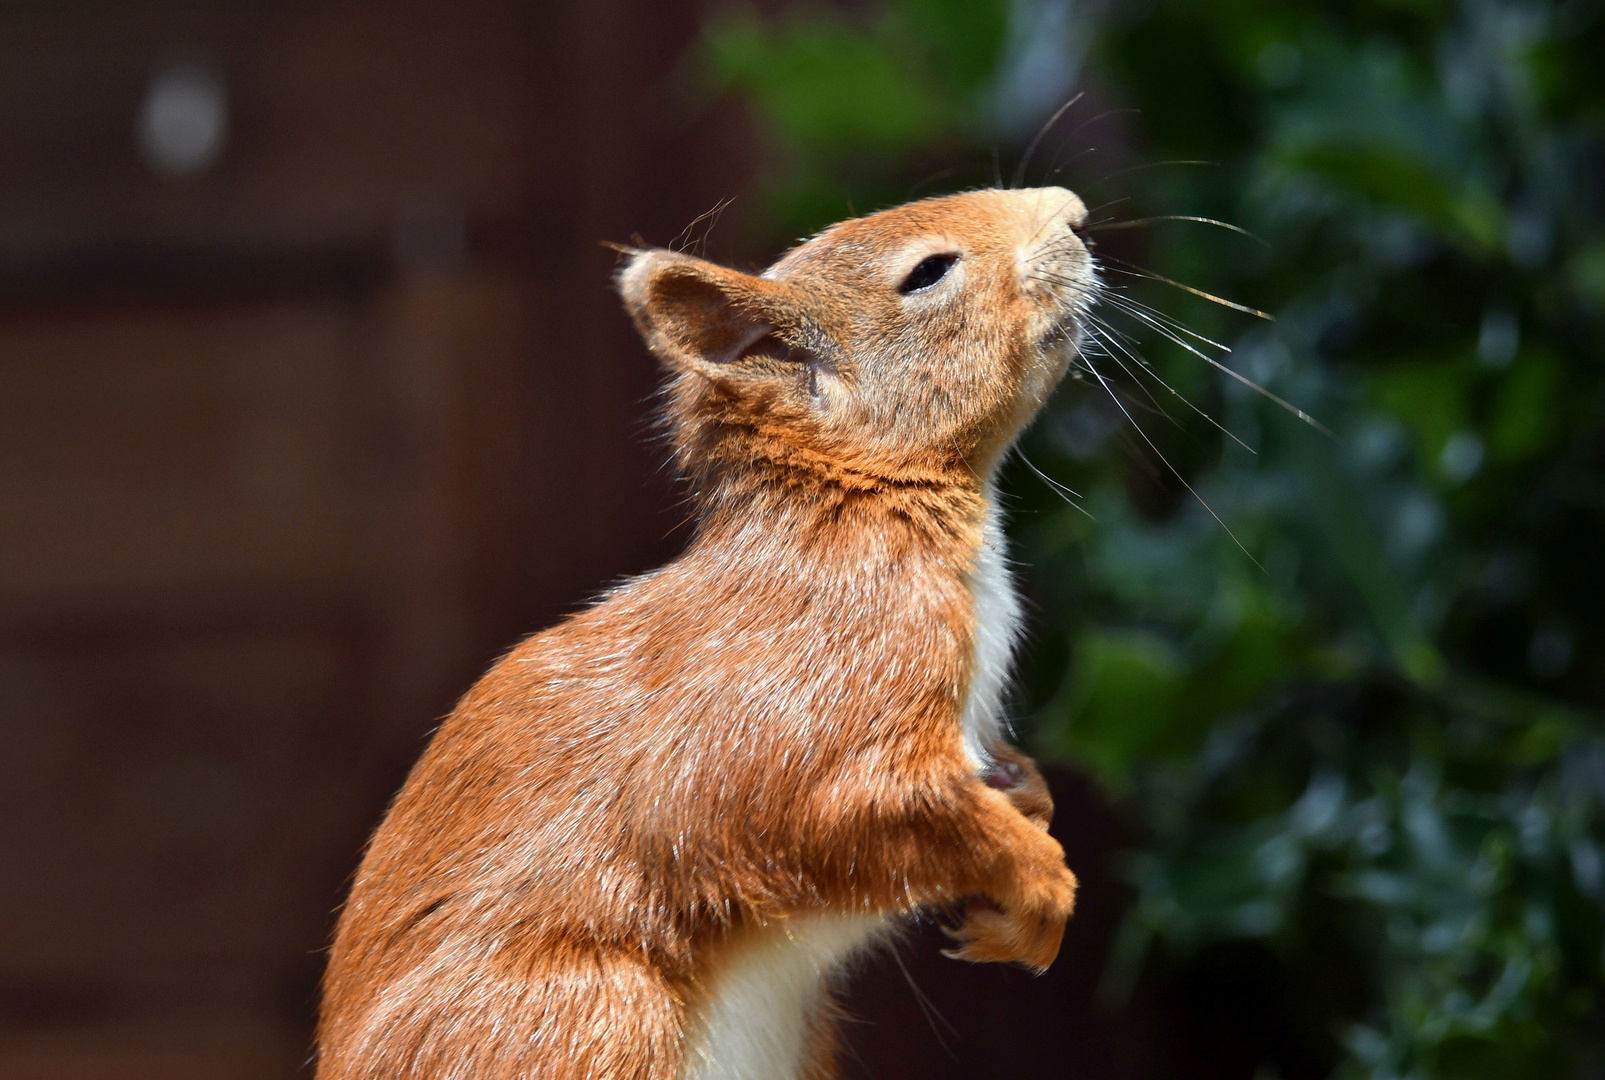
[1101,292,1232,352]
[1012,92,1086,189]
[1081,354,1264,570]
[1087,317,1256,454]
[1087,215,1269,247]
[1100,260,1274,320]
[1017,450,1096,521]
[1102,298,1334,438]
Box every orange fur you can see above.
[317,188,1098,1079]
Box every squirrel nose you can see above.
[1011,186,1088,232]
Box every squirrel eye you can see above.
[898,253,958,294]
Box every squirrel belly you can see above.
[681,912,889,1080]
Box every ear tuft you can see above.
[614,249,674,335]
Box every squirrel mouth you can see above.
[1034,322,1084,394]
[1040,315,1086,354]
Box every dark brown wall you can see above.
[0,2,752,1075]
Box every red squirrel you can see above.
[317,186,1098,1080]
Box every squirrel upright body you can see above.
[317,187,1098,1080]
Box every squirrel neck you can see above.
[687,449,992,569]
[678,412,994,546]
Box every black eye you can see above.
[899,253,958,294]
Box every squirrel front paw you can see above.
[942,859,1078,973]
[983,744,1054,832]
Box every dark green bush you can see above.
[695,1,1605,1075]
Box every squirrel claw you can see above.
[939,888,1071,973]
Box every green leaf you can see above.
[896,0,1009,93]
[1487,351,1562,464]
[703,10,949,151]
[1046,627,1184,788]
[1278,142,1504,253]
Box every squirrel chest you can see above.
[681,500,1022,1080]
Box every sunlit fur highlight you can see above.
[316,187,1097,1080]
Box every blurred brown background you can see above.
[0,3,1184,1078]
[0,1,741,1074]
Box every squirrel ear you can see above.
[617,250,805,374]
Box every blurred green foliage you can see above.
[695,0,1605,1076]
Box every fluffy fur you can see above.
[316,187,1098,1080]
[960,492,1023,769]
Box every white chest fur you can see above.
[960,496,1023,768]
[680,914,885,1080]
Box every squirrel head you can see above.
[618,187,1097,495]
